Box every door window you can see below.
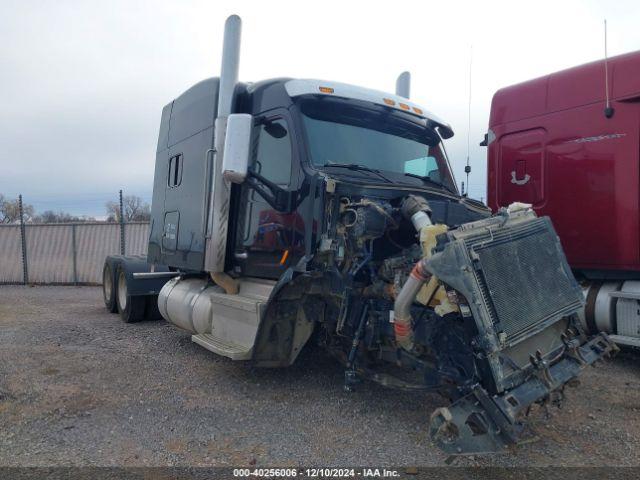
[238,116,295,277]
[252,118,292,185]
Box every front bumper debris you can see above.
[429,333,618,455]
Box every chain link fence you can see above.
[0,222,150,285]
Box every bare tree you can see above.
[33,210,96,223]
[0,194,34,224]
[106,195,151,222]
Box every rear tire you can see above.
[102,263,118,313]
[116,267,145,323]
[145,295,163,320]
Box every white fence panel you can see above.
[0,225,23,284]
[76,224,121,284]
[0,222,150,285]
[125,222,150,256]
[25,224,75,284]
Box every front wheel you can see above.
[116,267,145,323]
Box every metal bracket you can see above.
[529,349,555,388]
[561,332,587,365]
[429,386,512,455]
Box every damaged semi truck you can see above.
[102,15,616,454]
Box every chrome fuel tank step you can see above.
[192,333,252,360]
[158,276,275,359]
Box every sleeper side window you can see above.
[168,154,183,187]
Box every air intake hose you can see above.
[401,194,432,230]
[393,259,431,350]
[393,195,440,351]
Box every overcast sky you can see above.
[1,0,639,217]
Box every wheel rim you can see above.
[103,266,112,302]
[117,271,128,311]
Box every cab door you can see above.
[234,112,299,279]
[496,128,546,207]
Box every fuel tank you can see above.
[158,276,275,359]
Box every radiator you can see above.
[468,217,584,344]
[427,210,584,350]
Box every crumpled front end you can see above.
[423,207,618,454]
[429,332,616,454]
[287,183,616,456]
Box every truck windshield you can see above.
[298,97,456,192]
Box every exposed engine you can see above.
[157,189,618,455]
[299,193,617,454]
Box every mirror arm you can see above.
[246,170,295,212]
[246,176,277,207]
[249,168,278,192]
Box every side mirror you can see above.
[222,113,252,183]
[263,120,287,139]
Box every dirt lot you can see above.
[0,285,639,467]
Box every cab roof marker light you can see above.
[284,80,454,138]
[383,98,396,106]
[399,103,410,111]
[319,86,334,94]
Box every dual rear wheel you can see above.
[102,263,159,323]
[102,263,118,313]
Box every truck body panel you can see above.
[148,78,219,272]
[487,50,640,348]
[488,51,640,274]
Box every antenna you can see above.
[604,19,614,118]
[464,46,472,197]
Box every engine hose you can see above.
[393,260,430,351]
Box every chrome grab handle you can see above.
[201,148,215,236]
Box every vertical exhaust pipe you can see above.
[218,15,242,117]
[396,71,411,98]
[204,14,243,282]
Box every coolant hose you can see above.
[393,259,430,351]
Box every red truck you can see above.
[487,50,640,347]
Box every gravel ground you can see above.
[0,285,639,467]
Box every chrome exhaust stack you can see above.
[395,71,411,98]
[217,15,242,118]
[204,14,243,274]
